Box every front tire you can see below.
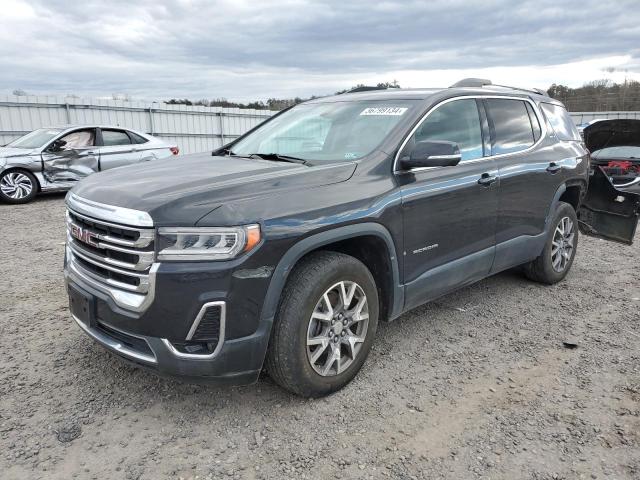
[266,251,379,397]
[523,201,578,284]
[0,170,38,204]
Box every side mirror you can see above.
[49,139,67,152]
[400,140,462,170]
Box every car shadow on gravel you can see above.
[69,266,530,405]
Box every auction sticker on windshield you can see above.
[360,107,408,116]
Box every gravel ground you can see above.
[1,193,639,480]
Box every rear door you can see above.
[578,167,639,244]
[97,128,141,170]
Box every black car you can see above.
[63,79,640,397]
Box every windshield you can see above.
[231,101,417,162]
[592,146,640,159]
[6,128,63,149]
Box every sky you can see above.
[1,0,639,102]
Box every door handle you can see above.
[546,162,562,173]
[478,173,497,186]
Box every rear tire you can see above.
[523,201,578,284]
[266,251,379,397]
[0,170,38,204]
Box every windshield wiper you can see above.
[248,153,310,166]
[214,148,256,159]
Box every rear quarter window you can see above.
[540,103,581,141]
[485,98,535,155]
[128,131,149,144]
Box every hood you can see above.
[70,152,357,226]
[584,119,640,153]
[0,146,36,159]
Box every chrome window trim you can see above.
[162,301,226,360]
[67,193,153,227]
[393,95,548,174]
[71,313,157,364]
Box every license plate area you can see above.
[69,285,95,327]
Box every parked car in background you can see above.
[0,126,179,203]
[63,80,639,397]
[582,119,640,193]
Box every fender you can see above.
[259,223,404,327]
[543,179,587,235]
[544,183,567,232]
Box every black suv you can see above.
[63,79,639,397]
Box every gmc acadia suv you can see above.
[63,79,639,397]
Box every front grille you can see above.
[66,208,155,297]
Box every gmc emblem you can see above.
[70,224,99,247]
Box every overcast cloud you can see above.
[1,0,639,101]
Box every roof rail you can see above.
[346,86,389,93]
[531,87,549,96]
[450,78,549,96]
[450,78,492,88]
[491,83,549,96]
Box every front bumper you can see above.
[64,251,274,386]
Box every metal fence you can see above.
[2,95,640,153]
[569,111,640,125]
[0,95,277,154]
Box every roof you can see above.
[309,83,554,104]
[41,124,141,130]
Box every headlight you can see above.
[156,225,261,261]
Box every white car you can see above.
[0,125,179,203]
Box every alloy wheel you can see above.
[306,281,369,376]
[551,216,575,272]
[0,172,33,200]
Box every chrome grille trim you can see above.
[67,235,154,272]
[70,247,150,293]
[66,211,153,248]
[67,192,154,227]
[65,200,157,312]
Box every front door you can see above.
[398,98,498,310]
[41,128,99,182]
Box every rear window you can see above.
[485,98,535,155]
[540,103,581,141]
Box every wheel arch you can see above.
[545,179,587,232]
[261,223,403,327]
[0,166,41,192]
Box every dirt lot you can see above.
[1,194,639,480]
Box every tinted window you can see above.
[102,130,132,146]
[128,131,148,144]
[402,99,483,162]
[525,102,542,142]
[540,103,581,141]
[486,99,535,155]
[59,129,95,149]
